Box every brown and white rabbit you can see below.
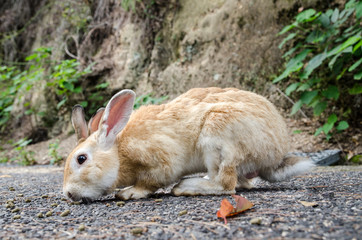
[63,87,314,202]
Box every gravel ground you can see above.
[0,165,361,239]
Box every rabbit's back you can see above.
[118,87,289,178]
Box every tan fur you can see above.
[63,87,314,201]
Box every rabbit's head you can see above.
[63,90,135,202]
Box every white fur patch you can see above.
[271,159,315,182]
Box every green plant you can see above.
[121,0,157,18]
[274,0,361,140]
[48,139,63,165]
[133,93,168,109]
[12,138,36,166]
[121,0,140,12]
[0,47,50,131]
[0,152,10,163]
[0,47,97,133]
[48,59,92,110]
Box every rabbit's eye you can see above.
[77,155,87,165]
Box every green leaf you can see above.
[300,90,318,105]
[25,109,33,115]
[327,114,338,124]
[56,98,67,109]
[95,82,109,89]
[279,33,297,49]
[346,0,357,9]
[336,67,348,80]
[307,78,321,86]
[80,101,88,108]
[332,36,361,56]
[331,8,339,23]
[282,43,302,58]
[338,8,355,25]
[350,155,362,164]
[322,85,339,100]
[285,82,300,95]
[63,82,74,91]
[348,84,362,94]
[273,49,311,83]
[25,54,39,61]
[348,58,362,72]
[306,30,325,43]
[293,130,302,134]
[315,127,323,136]
[339,36,361,52]
[278,24,297,35]
[354,70,362,80]
[297,83,310,92]
[291,100,303,115]
[303,52,327,78]
[326,9,334,17]
[322,122,334,135]
[336,121,349,131]
[73,86,82,93]
[356,1,362,18]
[328,46,353,69]
[318,13,330,27]
[37,111,46,117]
[313,101,327,116]
[353,40,362,53]
[296,9,317,23]
[4,105,12,112]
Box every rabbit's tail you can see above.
[260,154,315,182]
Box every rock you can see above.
[178,210,188,216]
[60,210,70,217]
[250,217,262,225]
[131,227,144,235]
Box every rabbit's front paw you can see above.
[115,186,152,200]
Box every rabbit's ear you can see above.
[88,107,105,135]
[98,90,135,149]
[72,105,88,141]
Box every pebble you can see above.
[116,201,125,206]
[178,210,188,216]
[13,215,21,220]
[6,202,15,209]
[78,224,86,231]
[24,199,31,203]
[250,217,262,225]
[45,211,53,217]
[60,210,70,217]
[9,187,15,191]
[131,227,144,235]
[11,208,20,213]
[37,213,44,218]
[155,199,163,202]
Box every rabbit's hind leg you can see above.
[172,148,237,196]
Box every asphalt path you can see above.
[0,165,361,239]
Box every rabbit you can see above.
[63,87,314,202]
